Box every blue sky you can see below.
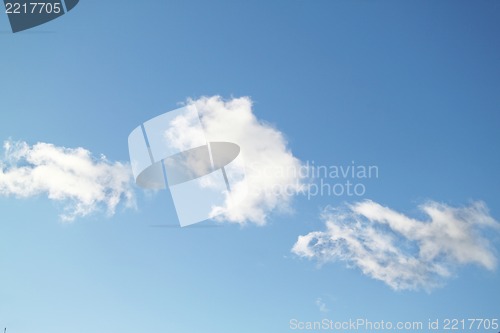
[1,1,499,332]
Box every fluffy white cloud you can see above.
[292,200,500,291]
[0,140,135,221]
[176,96,306,225]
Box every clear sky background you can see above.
[1,1,499,332]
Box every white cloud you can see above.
[292,200,500,291]
[0,140,135,221]
[315,298,329,313]
[175,96,306,225]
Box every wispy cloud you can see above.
[292,200,500,291]
[0,140,135,221]
[315,297,329,313]
[174,96,306,225]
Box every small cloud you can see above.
[292,200,500,291]
[0,140,135,221]
[315,297,329,313]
